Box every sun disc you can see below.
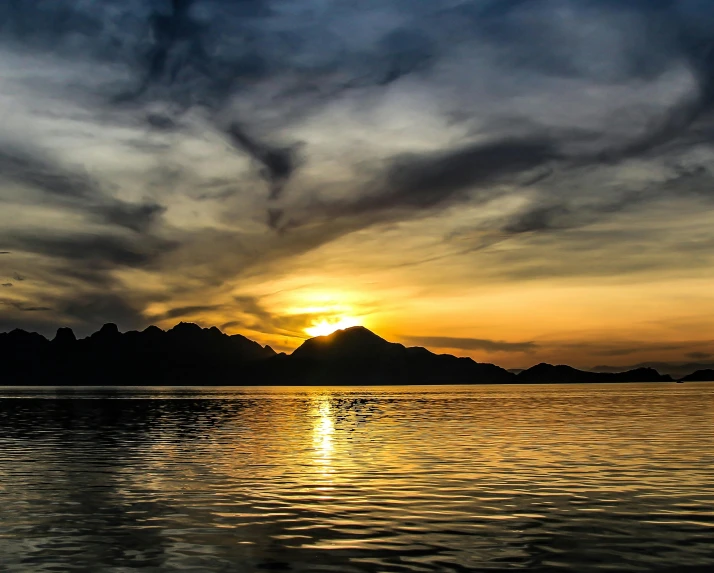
[305,317,360,337]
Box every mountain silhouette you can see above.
[0,322,680,385]
[680,369,714,382]
[292,326,396,360]
[517,363,672,384]
[280,326,515,385]
[593,360,714,379]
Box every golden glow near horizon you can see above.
[305,316,361,337]
[4,1,714,379]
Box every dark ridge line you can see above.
[0,322,690,386]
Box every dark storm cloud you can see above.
[55,292,147,332]
[141,0,201,90]
[402,335,538,354]
[2,0,295,200]
[109,0,300,198]
[1,289,152,337]
[91,202,167,234]
[490,160,714,242]
[0,299,52,312]
[660,164,714,197]
[576,4,714,163]
[0,315,60,337]
[4,233,176,268]
[0,1,107,53]
[0,146,166,233]
[466,0,706,166]
[229,295,303,335]
[687,352,712,360]
[266,208,283,230]
[498,192,646,237]
[380,28,435,80]
[0,1,445,207]
[9,0,714,219]
[383,138,559,210]
[222,295,321,338]
[3,0,714,341]
[282,0,714,233]
[151,304,224,321]
[227,124,300,199]
[0,147,96,199]
[588,344,686,358]
[501,204,574,235]
[290,137,561,228]
[474,0,679,79]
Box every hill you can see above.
[593,361,714,379]
[517,363,672,384]
[0,322,275,385]
[0,323,677,386]
[276,326,515,385]
[680,369,714,382]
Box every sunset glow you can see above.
[305,317,361,338]
[2,0,714,372]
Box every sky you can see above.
[1,0,714,369]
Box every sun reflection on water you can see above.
[313,396,334,467]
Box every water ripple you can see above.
[0,383,712,572]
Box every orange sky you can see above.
[137,205,714,369]
[2,0,714,370]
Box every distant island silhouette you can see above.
[1,322,707,385]
[680,369,714,382]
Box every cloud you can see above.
[401,335,538,354]
[5,233,175,269]
[226,124,300,200]
[588,344,687,358]
[227,295,313,338]
[686,351,713,360]
[0,299,52,312]
[90,202,166,234]
[0,145,166,233]
[55,292,145,330]
[495,191,647,238]
[275,136,561,235]
[150,304,224,321]
[0,146,96,198]
[263,2,714,236]
[2,0,714,358]
[378,137,559,210]
[109,0,300,199]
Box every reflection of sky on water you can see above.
[0,384,712,572]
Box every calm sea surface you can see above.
[0,383,712,572]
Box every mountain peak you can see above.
[52,327,76,345]
[91,323,120,340]
[325,325,385,342]
[292,326,393,360]
[143,325,164,335]
[170,322,203,334]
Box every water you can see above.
[0,383,712,572]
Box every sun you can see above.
[305,316,361,337]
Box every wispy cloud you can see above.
[1,0,714,365]
[401,335,537,354]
